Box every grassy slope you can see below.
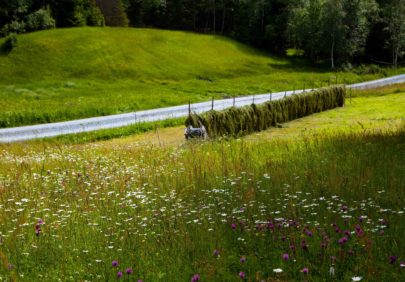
[0,87,404,281]
[1,27,403,127]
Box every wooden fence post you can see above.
[188,101,191,118]
[233,96,235,107]
[211,97,214,110]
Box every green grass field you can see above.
[1,27,404,128]
[0,86,404,281]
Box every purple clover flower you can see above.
[117,271,123,279]
[282,253,289,261]
[35,219,44,236]
[267,221,274,230]
[338,237,348,245]
[240,256,246,263]
[300,267,309,274]
[239,271,246,279]
[126,268,133,275]
[112,260,119,267]
[231,223,237,230]
[390,256,397,264]
[191,274,200,282]
[355,225,364,237]
[213,249,220,258]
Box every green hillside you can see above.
[0,27,402,127]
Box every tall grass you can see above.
[187,86,345,137]
[0,124,403,281]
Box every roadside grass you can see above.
[38,118,184,144]
[1,27,404,128]
[29,83,405,145]
[0,86,404,281]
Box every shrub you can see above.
[1,34,18,53]
[353,64,387,76]
[87,0,105,26]
[0,20,26,36]
[186,86,346,138]
[26,9,56,32]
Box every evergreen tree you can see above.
[96,0,128,26]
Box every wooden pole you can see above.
[233,96,235,107]
[188,101,191,117]
[155,124,162,147]
[270,90,272,101]
[303,83,306,92]
[211,97,214,110]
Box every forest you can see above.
[1,0,404,68]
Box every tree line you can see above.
[1,0,404,68]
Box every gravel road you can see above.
[1,74,404,142]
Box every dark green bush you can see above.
[0,21,25,36]
[353,64,387,76]
[186,86,346,138]
[26,9,56,31]
[1,34,18,53]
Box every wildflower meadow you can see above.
[0,86,404,281]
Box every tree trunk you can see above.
[261,1,265,33]
[193,0,196,31]
[331,35,335,69]
[213,0,216,33]
[394,43,399,68]
[221,0,226,34]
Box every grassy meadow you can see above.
[1,27,404,128]
[0,85,404,281]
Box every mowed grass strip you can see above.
[0,86,404,281]
[1,27,404,127]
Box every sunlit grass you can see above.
[0,86,404,281]
[1,27,404,127]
